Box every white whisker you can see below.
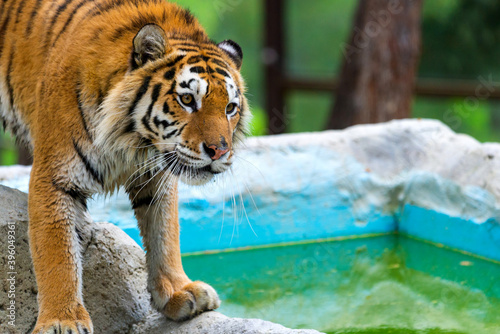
[218,175,226,244]
[131,155,169,204]
[229,168,257,238]
[229,172,238,246]
[127,142,177,150]
[125,153,166,189]
[235,156,265,179]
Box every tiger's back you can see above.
[0,0,208,149]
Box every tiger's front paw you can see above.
[32,319,93,334]
[163,281,221,321]
[33,304,93,334]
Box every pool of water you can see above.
[182,235,500,334]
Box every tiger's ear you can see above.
[131,24,167,70]
[218,40,243,70]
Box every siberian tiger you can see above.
[0,0,250,332]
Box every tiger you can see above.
[0,0,250,332]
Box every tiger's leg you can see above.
[29,161,93,334]
[128,179,220,321]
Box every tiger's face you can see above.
[98,24,249,186]
[131,48,246,186]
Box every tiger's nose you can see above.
[203,143,229,160]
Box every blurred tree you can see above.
[328,0,423,129]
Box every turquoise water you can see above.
[183,235,500,334]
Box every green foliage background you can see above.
[2,0,500,164]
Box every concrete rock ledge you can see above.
[1,119,499,260]
[0,186,322,334]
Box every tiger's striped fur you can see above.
[0,0,249,332]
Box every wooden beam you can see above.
[414,78,500,99]
[284,77,500,100]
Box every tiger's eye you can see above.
[181,94,193,105]
[226,103,236,114]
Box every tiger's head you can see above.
[97,24,250,186]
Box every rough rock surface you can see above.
[130,312,321,334]
[245,119,500,201]
[0,185,322,334]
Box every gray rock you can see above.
[0,187,36,334]
[0,185,322,334]
[130,312,323,334]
